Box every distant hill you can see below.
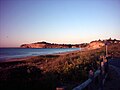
[85,38,120,50]
[20,41,88,48]
[86,41,105,50]
[20,38,120,49]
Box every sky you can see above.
[0,0,120,47]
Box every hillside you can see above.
[86,38,120,50]
[20,38,120,49]
[20,41,87,48]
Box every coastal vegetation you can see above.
[0,39,120,90]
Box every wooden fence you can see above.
[73,56,109,90]
[73,70,100,90]
[56,56,109,90]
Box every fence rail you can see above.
[73,70,100,90]
[72,56,109,90]
[56,56,109,90]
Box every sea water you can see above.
[0,48,80,61]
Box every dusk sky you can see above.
[0,0,120,47]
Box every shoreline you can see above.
[0,47,98,90]
[0,49,81,63]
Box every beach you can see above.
[0,48,80,62]
[0,47,101,90]
[0,49,80,63]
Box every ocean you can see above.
[0,48,80,61]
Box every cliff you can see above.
[86,41,105,50]
[20,41,82,48]
[20,38,120,49]
[85,38,120,50]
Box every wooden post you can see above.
[101,61,105,75]
[89,69,94,79]
[105,45,108,57]
[99,59,105,90]
[56,87,65,90]
[88,69,94,90]
[99,56,109,90]
[56,86,65,90]
[73,70,100,90]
